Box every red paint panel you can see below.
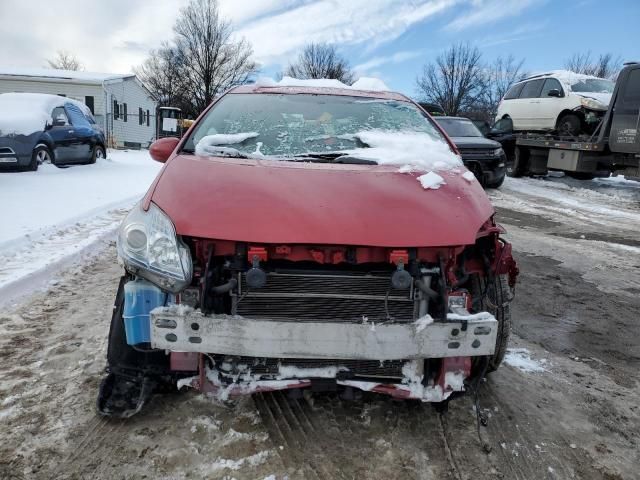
[151,155,494,248]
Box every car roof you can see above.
[229,84,411,102]
[434,116,471,121]
[517,69,610,85]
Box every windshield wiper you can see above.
[293,152,377,165]
[193,145,257,159]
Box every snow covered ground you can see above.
[0,149,162,306]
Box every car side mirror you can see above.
[149,137,180,163]
[547,89,562,97]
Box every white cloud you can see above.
[0,0,457,74]
[354,50,425,74]
[0,0,184,73]
[237,0,458,65]
[479,21,548,47]
[445,0,543,31]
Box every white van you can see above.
[496,70,614,136]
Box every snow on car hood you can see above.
[148,154,494,248]
[0,92,90,137]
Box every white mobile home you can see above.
[0,67,157,148]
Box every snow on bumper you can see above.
[150,308,498,359]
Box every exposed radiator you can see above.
[234,271,416,323]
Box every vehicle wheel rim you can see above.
[96,148,104,159]
[37,150,50,163]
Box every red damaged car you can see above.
[98,79,518,417]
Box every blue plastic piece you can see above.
[123,278,166,345]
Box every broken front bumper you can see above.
[150,309,498,360]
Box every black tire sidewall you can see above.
[557,114,581,136]
[90,145,104,164]
[30,145,53,170]
[471,274,512,372]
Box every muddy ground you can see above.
[1,175,639,480]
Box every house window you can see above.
[146,109,150,127]
[85,96,95,114]
[123,103,128,122]
[113,100,119,120]
[139,107,143,125]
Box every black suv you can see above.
[434,116,506,188]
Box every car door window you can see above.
[540,78,563,97]
[51,107,69,126]
[65,103,91,128]
[519,79,544,98]
[504,83,525,100]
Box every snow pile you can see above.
[277,365,348,379]
[347,130,462,170]
[0,92,91,136]
[351,77,391,91]
[0,150,162,305]
[447,311,496,321]
[209,450,272,472]
[444,371,465,391]
[254,75,390,92]
[0,66,129,83]
[462,171,476,182]
[195,132,259,156]
[417,172,446,190]
[504,348,548,373]
[414,314,434,333]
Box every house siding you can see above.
[0,75,157,148]
[104,78,157,147]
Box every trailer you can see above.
[495,62,640,181]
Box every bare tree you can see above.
[135,43,186,108]
[284,42,355,84]
[564,51,622,79]
[173,0,257,116]
[46,51,83,71]
[480,55,528,120]
[415,43,484,116]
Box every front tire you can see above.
[29,145,53,171]
[470,274,512,372]
[485,173,505,189]
[556,113,582,136]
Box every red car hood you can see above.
[147,155,494,247]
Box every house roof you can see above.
[0,67,134,84]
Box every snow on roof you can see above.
[0,92,91,136]
[0,67,133,84]
[254,76,391,92]
[523,69,608,84]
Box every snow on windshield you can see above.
[195,132,259,156]
[346,129,462,171]
[0,93,91,137]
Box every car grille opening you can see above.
[234,271,416,323]
[215,355,407,379]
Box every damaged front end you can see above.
[98,202,517,417]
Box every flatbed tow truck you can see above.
[493,62,640,181]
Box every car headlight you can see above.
[117,202,192,292]
[493,147,504,157]
[580,97,607,111]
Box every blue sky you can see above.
[1,0,638,99]
[255,0,640,96]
